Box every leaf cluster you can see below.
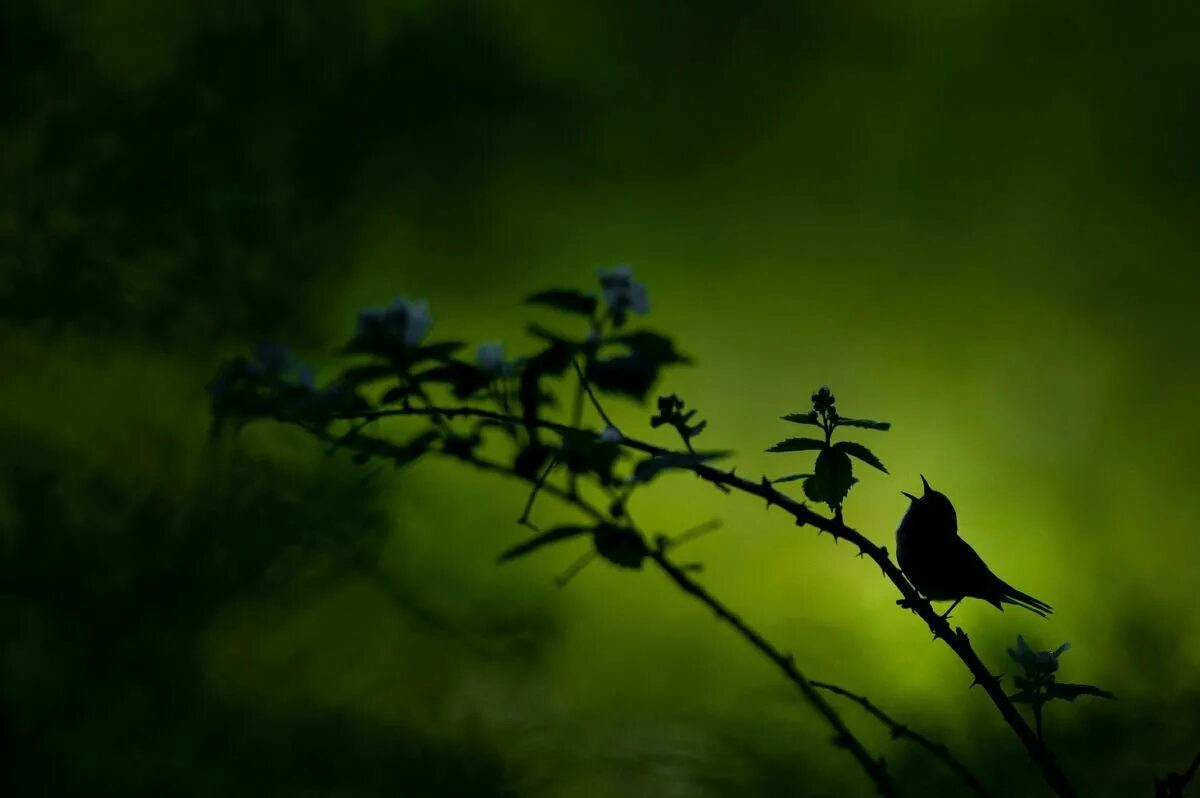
[767,385,890,510]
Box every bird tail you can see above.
[998,582,1053,617]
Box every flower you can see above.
[347,295,433,355]
[597,264,649,324]
[475,341,512,378]
[598,425,623,444]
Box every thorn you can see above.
[969,671,1004,690]
[760,476,774,508]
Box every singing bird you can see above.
[896,476,1052,618]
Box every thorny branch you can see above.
[331,402,1078,797]
[301,421,899,796]
[811,680,994,798]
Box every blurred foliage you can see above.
[4,0,1200,795]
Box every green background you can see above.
[4,2,1199,795]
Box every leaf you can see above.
[1008,690,1038,704]
[526,289,598,317]
[782,411,821,426]
[586,332,690,401]
[771,473,811,484]
[587,355,658,401]
[415,361,491,399]
[338,364,397,386]
[833,441,888,473]
[558,429,622,485]
[498,525,592,562]
[593,523,647,569]
[607,331,690,367]
[1047,683,1117,702]
[767,437,826,454]
[804,447,856,508]
[630,451,730,486]
[836,417,891,431]
[391,430,440,468]
[411,341,465,363]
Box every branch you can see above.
[1156,750,1200,797]
[811,680,994,798]
[650,547,896,796]
[333,404,1078,797]
[301,421,897,796]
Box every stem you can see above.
[300,421,895,796]
[327,404,1078,798]
[812,681,994,798]
[649,549,897,796]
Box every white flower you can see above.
[597,264,649,319]
[349,295,433,353]
[598,425,623,444]
[475,341,510,378]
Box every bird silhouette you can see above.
[896,476,1051,618]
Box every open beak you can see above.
[901,491,917,502]
[920,474,931,495]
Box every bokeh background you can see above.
[4,2,1200,795]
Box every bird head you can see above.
[901,475,958,536]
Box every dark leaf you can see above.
[390,430,440,468]
[559,430,622,485]
[607,331,690,367]
[381,384,417,405]
[498,525,592,562]
[1047,683,1117,702]
[415,361,492,399]
[339,364,397,386]
[1008,690,1038,704]
[767,437,826,454]
[514,443,554,479]
[526,289,599,317]
[411,342,465,363]
[593,524,647,569]
[630,451,730,486]
[833,441,888,473]
[805,448,856,508]
[836,417,891,431]
[781,411,821,426]
[587,355,658,401]
[524,333,579,376]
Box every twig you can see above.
[1156,751,1200,798]
[812,681,994,798]
[570,358,616,429]
[302,421,896,796]
[650,547,897,796]
[331,403,1079,797]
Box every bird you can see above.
[896,476,1052,618]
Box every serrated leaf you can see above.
[630,451,730,486]
[805,448,856,508]
[1047,683,1117,702]
[498,525,592,562]
[593,523,647,569]
[526,289,599,317]
[833,441,888,473]
[781,411,821,426]
[836,417,891,431]
[767,437,826,454]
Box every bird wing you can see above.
[947,535,1052,616]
